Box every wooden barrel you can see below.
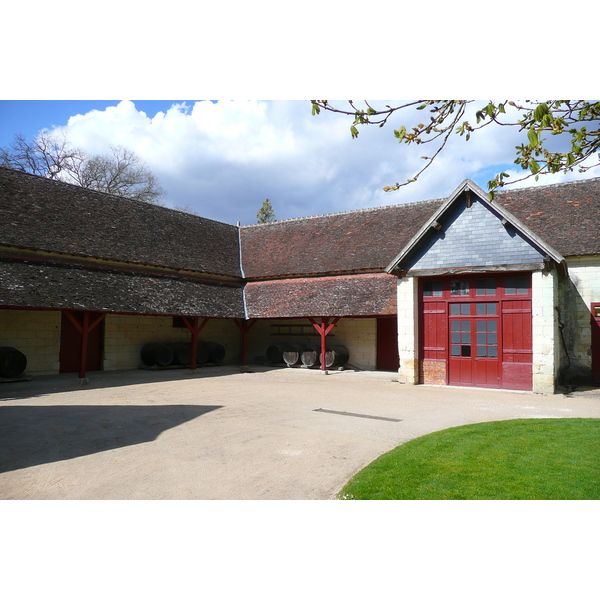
[0,346,27,378]
[282,345,305,367]
[301,347,320,368]
[323,345,349,369]
[168,342,191,366]
[199,342,226,364]
[141,343,174,367]
[194,342,211,366]
[266,345,284,364]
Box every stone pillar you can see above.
[531,269,558,394]
[396,276,419,384]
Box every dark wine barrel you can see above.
[194,342,211,366]
[323,345,349,369]
[0,346,27,378]
[282,345,304,367]
[200,342,226,364]
[301,347,320,368]
[168,342,191,366]
[141,342,174,367]
[266,345,284,364]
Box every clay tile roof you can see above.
[0,167,242,278]
[495,177,600,257]
[244,273,397,318]
[0,257,245,317]
[240,199,444,278]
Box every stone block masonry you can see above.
[0,309,61,375]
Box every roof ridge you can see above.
[241,196,446,228]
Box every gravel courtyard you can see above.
[1,366,599,500]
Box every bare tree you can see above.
[70,146,164,204]
[1,133,165,204]
[0,132,85,180]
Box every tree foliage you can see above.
[256,198,276,223]
[1,132,164,204]
[310,100,600,196]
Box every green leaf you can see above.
[394,126,406,142]
[350,125,359,139]
[533,103,548,121]
[311,103,320,116]
[527,129,539,146]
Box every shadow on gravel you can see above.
[0,404,221,473]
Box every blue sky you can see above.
[4,98,597,226]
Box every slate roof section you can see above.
[0,257,245,317]
[240,200,444,279]
[244,273,397,318]
[494,177,600,257]
[0,167,241,278]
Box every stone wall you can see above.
[396,277,419,384]
[0,309,61,375]
[558,255,600,384]
[104,315,241,371]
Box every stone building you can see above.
[1,166,599,393]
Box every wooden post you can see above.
[308,317,340,371]
[63,310,107,379]
[181,317,209,371]
[234,319,257,367]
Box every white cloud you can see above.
[46,100,600,225]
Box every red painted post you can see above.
[182,317,209,371]
[320,317,327,371]
[79,311,89,379]
[234,319,257,367]
[308,317,341,371]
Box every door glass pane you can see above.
[451,280,470,296]
[477,346,487,357]
[451,345,460,356]
[475,278,496,296]
[423,281,443,297]
[451,321,460,331]
[461,345,471,357]
[452,332,461,344]
[461,303,470,315]
[488,347,498,358]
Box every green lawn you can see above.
[339,418,600,500]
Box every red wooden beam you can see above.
[181,316,209,371]
[308,317,340,371]
[63,310,107,379]
[234,319,257,367]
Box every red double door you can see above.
[421,274,532,391]
[448,309,500,388]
